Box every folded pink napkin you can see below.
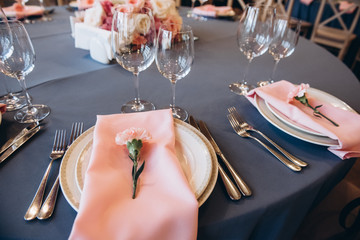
[0,104,6,114]
[246,80,360,159]
[3,4,44,19]
[69,109,198,240]
[192,5,233,17]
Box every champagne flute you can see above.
[0,20,50,123]
[111,7,156,113]
[265,16,301,85]
[229,4,274,95]
[155,23,194,121]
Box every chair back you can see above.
[310,0,360,60]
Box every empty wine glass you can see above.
[0,17,13,61]
[38,0,52,22]
[187,0,197,18]
[155,23,194,121]
[111,7,156,113]
[261,16,301,85]
[0,20,50,123]
[0,77,27,111]
[229,4,274,95]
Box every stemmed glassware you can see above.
[111,7,156,113]
[0,78,27,111]
[0,18,13,61]
[0,20,50,123]
[38,0,52,22]
[229,4,275,95]
[155,23,194,121]
[265,16,301,85]
[0,18,28,111]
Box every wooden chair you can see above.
[253,0,312,36]
[310,0,360,60]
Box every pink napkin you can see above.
[300,0,314,6]
[192,5,233,17]
[339,1,356,14]
[3,4,44,19]
[69,109,198,240]
[0,104,6,114]
[246,80,360,159]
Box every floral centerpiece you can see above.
[72,0,182,63]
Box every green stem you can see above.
[132,160,138,199]
[306,103,339,127]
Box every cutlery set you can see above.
[22,122,84,221]
[0,123,43,164]
[227,107,308,171]
[189,116,251,200]
[189,107,308,200]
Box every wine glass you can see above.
[0,18,13,61]
[0,20,50,123]
[0,77,27,111]
[111,7,156,113]
[264,16,301,85]
[38,0,52,22]
[155,23,194,121]
[229,4,275,95]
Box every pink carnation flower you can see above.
[287,83,310,103]
[115,127,152,145]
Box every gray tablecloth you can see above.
[0,7,359,240]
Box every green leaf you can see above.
[135,161,145,181]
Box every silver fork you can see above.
[24,130,67,221]
[227,113,302,172]
[37,122,84,219]
[228,107,308,168]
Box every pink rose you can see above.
[287,83,310,103]
[115,127,152,145]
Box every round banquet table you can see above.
[0,6,359,240]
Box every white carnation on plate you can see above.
[84,2,105,27]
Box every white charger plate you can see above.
[59,119,218,211]
[265,87,355,137]
[256,95,339,146]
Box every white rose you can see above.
[135,14,151,35]
[150,0,174,19]
[83,2,105,27]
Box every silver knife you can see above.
[188,116,241,201]
[0,125,42,164]
[198,120,252,197]
[0,122,39,155]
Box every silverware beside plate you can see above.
[0,124,43,164]
[189,115,252,200]
[0,122,39,155]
